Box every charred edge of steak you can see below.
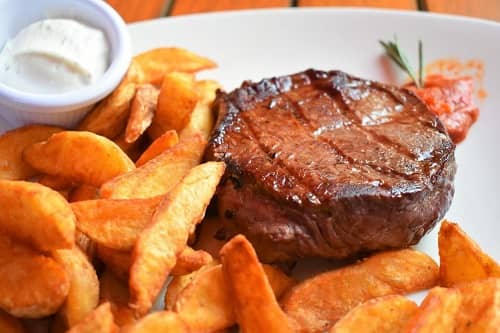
[206,69,456,262]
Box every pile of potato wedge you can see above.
[0,46,498,333]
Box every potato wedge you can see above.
[171,247,213,276]
[135,130,179,167]
[0,310,27,333]
[148,72,198,139]
[0,125,62,180]
[180,80,220,140]
[0,180,74,251]
[72,196,162,251]
[403,287,461,333]
[439,220,500,287]
[129,161,225,315]
[66,303,118,333]
[121,311,189,333]
[97,245,131,281]
[0,234,69,318]
[77,61,141,139]
[455,278,500,332]
[99,269,136,327]
[75,231,96,261]
[52,246,99,329]
[24,131,135,187]
[125,84,159,143]
[100,133,206,199]
[69,185,99,202]
[174,261,295,332]
[330,295,417,333]
[281,249,439,332]
[133,47,216,85]
[112,133,145,162]
[37,174,74,191]
[220,235,293,333]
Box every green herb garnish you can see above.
[379,36,424,88]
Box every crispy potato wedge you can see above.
[75,231,96,261]
[0,310,27,333]
[133,47,216,85]
[174,261,294,332]
[24,131,135,187]
[97,245,131,281]
[52,246,99,329]
[100,133,206,199]
[112,133,145,162]
[121,311,189,333]
[37,174,74,191]
[193,217,227,258]
[69,185,99,202]
[403,287,461,333]
[455,278,500,332]
[180,80,220,140]
[66,303,118,333]
[99,269,136,327]
[129,161,225,315]
[135,130,179,167]
[281,249,439,332]
[148,72,198,139]
[0,234,69,318]
[439,220,500,287]
[0,125,63,180]
[125,84,159,143]
[77,62,141,139]
[171,247,213,276]
[220,235,293,333]
[0,180,74,251]
[330,295,417,333]
[72,196,162,251]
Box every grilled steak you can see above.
[206,69,456,262]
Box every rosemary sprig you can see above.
[379,36,423,88]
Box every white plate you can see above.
[128,8,500,269]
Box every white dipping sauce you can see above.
[0,19,110,94]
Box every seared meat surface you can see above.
[206,69,456,262]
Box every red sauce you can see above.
[406,59,485,144]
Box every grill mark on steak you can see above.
[206,69,456,262]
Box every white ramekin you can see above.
[0,0,132,129]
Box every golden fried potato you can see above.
[439,220,500,287]
[0,310,27,333]
[129,162,225,315]
[281,249,439,332]
[37,174,74,191]
[148,72,198,139]
[97,245,131,281]
[99,269,136,327]
[75,231,96,262]
[125,84,159,143]
[77,62,141,139]
[72,196,162,251]
[171,247,213,276]
[220,235,293,333]
[173,261,294,332]
[193,217,227,259]
[330,295,417,333]
[24,131,135,187]
[455,278,500,332]
[403,287,461,333]
[133,47,216,85]
[121,311,189,333]
[0,125,63,180]
[135,130,179,167]
[112,133,145,162]
[66,303,118,333]
[69,185,99,202]
[52,246,99,329]
[0,180,74,251]
[0,234,69,318]
[100,133,206,199]
[180,80,220,141]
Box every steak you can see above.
[206,69,456,262]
